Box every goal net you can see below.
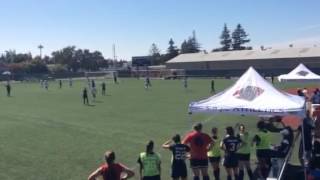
[84,71,117,79]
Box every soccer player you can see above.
[113,72,118,84]
[91,87,97,102]
[221,126,241,180]
[182,123,212,180]
[236,124,253,180]
[183,76,188,90]
[211,80,215,94]
[137,140,161,180]
[91,80,96,88]
[44,80,49,90]
[88,151,134,180]
[69,78,73,87]
[207,127,221,180]
[145,76,151,90]
[82,88,89,105]
[59,80,62,89]
[162,134,190,180]
[40,80,44,88]
[5,81,11,97]
[252,121,271,179]
[101,82,106,96]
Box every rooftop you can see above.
[167,47,320,63]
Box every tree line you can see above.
[149,23,251,65]
[0,23,251,73]
[0,47,127,74]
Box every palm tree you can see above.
[38,44,44,59]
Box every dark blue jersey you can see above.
[169,144,190,164]
[222,136,241,155]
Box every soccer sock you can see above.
[247,169,253,180]
[227,175,232,180]
[203,175,210,180]
[234,174,239,180]
[193,176,200,180]
[214,168,220,180]
[239,169,244,180]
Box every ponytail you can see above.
[103,151,117,180]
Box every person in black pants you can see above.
[221,126,242,180]
[101,82,106,96]
[82,88,89,105]
[299,111,314,167]
[6,81,11,97]
[162,134,190,180]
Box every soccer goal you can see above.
[84,71,117,80]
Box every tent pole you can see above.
[301,103,307,180]
[188,112,193,128]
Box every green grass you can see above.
[0,78,315,180]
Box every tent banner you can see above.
[189,104,305,117]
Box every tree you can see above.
[180,31,201,54]
[232,24,250,50]
[166,38,179,60]
[180,40,188,54]
[51,46,78,71]
[149,43,161,65]
[220,24,232,51]
[149,43,160,57]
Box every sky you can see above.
[0,0,320,60]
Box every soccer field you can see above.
[0,78,312,180]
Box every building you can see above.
[132,56,152,67]
[166,47,320,77]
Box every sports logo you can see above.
[296,70,309,76]
[233,86,264,101]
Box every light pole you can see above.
[38,44,43,59]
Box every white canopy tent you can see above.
[278,63,320,82]
[188,67,307,179]
[189,67,305,117]
[2,71,11,75]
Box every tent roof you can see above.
[278,63,320,82]
[189,67,305,117]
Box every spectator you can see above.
[303,87,308,96]
[310,139,320,170]
[182,123,212,180]
[311,90,320,104]
[221,126,242,180]
[297,89,304,97]
[236,124,253,180]
[138,140,161,180]
[162,134,190,180]
[88,151,134,180]
[207,127,221,180]
[269,127,293,177]
[299,111,314,167]
[252,121,271,179]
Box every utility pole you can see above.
[113,44,117,68]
